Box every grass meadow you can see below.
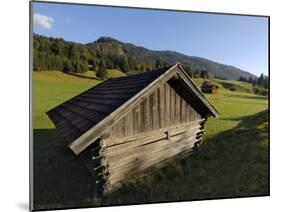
[32,71,269,210]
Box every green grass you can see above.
[66,69,126,79]
[193,78,262,94]
[33,71,269,210]
[107,69,127,77]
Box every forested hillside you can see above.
[33,34,257,80]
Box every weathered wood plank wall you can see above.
[102,119,206,192]
[109,82,201,140]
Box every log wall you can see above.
[102,119,206,192]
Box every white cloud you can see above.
[33,13,54,30]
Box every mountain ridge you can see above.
[87,36,256,79]
[33,34,257,80]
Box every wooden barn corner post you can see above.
[47,63,219,196]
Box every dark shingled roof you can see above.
[47,66,172,144]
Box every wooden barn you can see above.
[201,82,220,94]
[47,63,219,195]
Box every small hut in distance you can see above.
[201,81,220,94]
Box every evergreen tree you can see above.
[248,76,253,83]
[63,60,74,72]
[200,70,209,79]
[239,76,246,82]
[120,56,129,73]
[68,43,80,60]
[193,70,200,78]
[96,61,108,80]
[155,59,162,68]
[257,73,265,86]
[182,65,193,77]
[263,75,269,89]
[73,60,88,73]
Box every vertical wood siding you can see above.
[110,82,202,139]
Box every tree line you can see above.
[33,34,267,85]
[33,34,214,80]
[34,34,168,78]
[181,65,210,79]
[238,73,269,89]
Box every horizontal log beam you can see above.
[106,136,196,175]
[106,141,196,186]
[104,129,201,164]
[104,135,198,180]
[103,126,202,159]
[102,119,205,148]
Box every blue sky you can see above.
[33,2,268,76]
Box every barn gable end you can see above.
[47,63,218,195]
[109,81,202,141]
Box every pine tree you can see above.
[96,61,108,80]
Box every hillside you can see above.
[33,34,256,80]
[87,36,256,80]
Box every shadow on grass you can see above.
[32,110,269,209]
[220,100,268,106]
[62,71,99,80]
[33,128,94,210]
[224,93,268,100]
[101,110,269,205]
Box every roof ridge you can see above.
[111,65,175,80]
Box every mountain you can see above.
[86,36,256,80]
[33,34,257,80]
